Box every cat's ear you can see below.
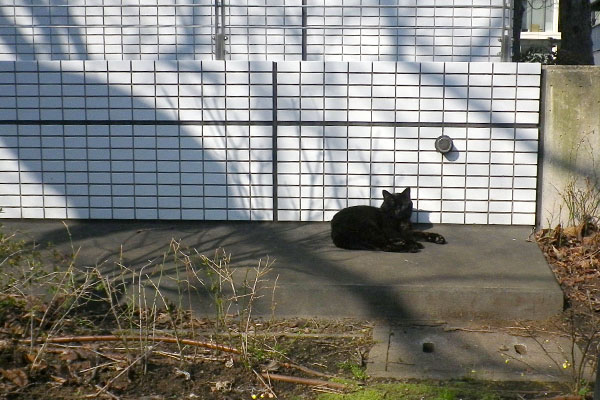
[401,187,411,198]
[382,190,393,200]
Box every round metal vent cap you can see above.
[435,135,453,154]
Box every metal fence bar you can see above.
[214,0,226,59]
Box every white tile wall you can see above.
[0,60,540,224]
[0,0,510,63]
[0,123,274,220]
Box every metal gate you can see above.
[213,0,512,62]
[0,0,512,62]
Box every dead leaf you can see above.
[0,368,29,387]
[174,367,191,380]
[211,380,232,393]
[72,360,92,374]
[24,353,36,363]
[261,360,280,372]
[50,375,67,385]
[59,349,79,362]
[110,377,130,391]
[156,313,171,324]
[554,246,567,260]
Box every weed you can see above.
[0,220,279,377]
[184,246,276,364]
[551,131,600,229]
[560,176,600,229]
[337,360,368,381]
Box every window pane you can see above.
[530,0,546,32]
[521,0,529,31]
[522,0,555,32]
[544,2,554,32]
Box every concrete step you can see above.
[1,220,564,321]
[367,322,591,381]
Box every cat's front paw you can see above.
[426,233,446,244]
[432,234,446,244]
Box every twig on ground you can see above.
[260,372,347,390]
[90,384,120,400]
[311,386,345,395]
[19,335,241,354]
[153,349,224,362]
[78,361,119,374]
[279,361,335,379]
[442,327,495,333]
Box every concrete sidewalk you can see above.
[1,219,562,322]
[367,322,591,382]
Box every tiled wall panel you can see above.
[0,0,510,62]
[274,61,540,224]
[0,60,540,224]
[0,123,274,221]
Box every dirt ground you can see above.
[0,309,373,400]
[0,311,579,400]
[535,223,600,313]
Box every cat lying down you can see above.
[330,188,446,252]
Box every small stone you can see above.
[514,344,527,355]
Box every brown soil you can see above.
[535,223,600,313]
[0,311,373,400]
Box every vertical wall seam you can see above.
[487,63,494,225]
[14,62,22,218]
[272,61,278,221]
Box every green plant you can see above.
[578,384,591,397]
[338,361,368,381]
[517,46,558,65]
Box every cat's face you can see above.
[381,188,413,220]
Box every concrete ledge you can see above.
[0,220,564,321]
[367,324,590,381]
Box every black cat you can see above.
[330,188,446,252]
